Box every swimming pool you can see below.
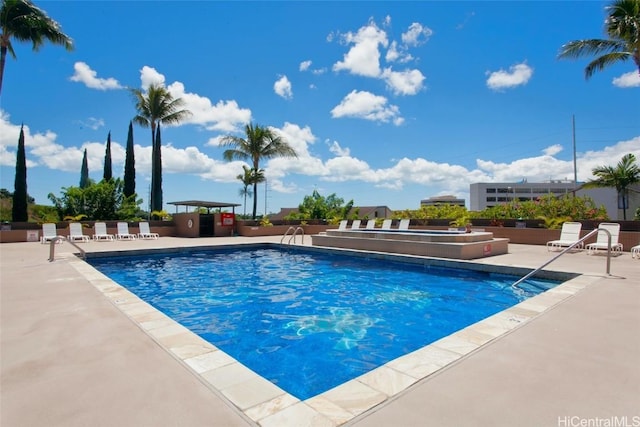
[88,245,560,400]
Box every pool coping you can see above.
[66,243,598,426]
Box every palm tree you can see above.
[558,0,640,79]
[130,83,191,212]
[582,153,640,220]
[0,0,73,94]
[221,123,297,219]
[237,165,254,218]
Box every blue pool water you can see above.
[88,246,558,400]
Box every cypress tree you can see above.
[12,124,28,221]
[123,121,136,198]
[80,148,89,189]
[103,131,112,181]
[151,124,163,212]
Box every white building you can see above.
[421,195,466,207]
[470,180,640,220]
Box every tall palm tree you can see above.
[237,166,252,218]
[558,0,640,79]
[582,153,640,220]
[0,0,73,94]
[130,83,191,212]
[221,123,297,219]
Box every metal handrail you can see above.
[280,226,296,244]
[512,227,612,289]
[48,236,86,261]
[280,226,305,245]
[289,227,304,245]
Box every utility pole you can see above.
[572,115,577,196]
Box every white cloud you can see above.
[331,90,404,125]
[327,140,350,157]
[299,60,312,71]
[385,41,401,63]
[3,109,637,204]
[332,18,427,97]
[332,21,388,77]
[0,111,60,168]
[274,75,293,99]
[486,63,533,91]
[543,144,563,156]
[612,71,640,88]
[385,41,414,64]
[577,136,640,181]
[76,117,105,131]
[139,66,165,89]
[382,68,425,95]
[271,122,316,160]
[401,22,433,46]
[474,138,640,183]
[70,62,123,90]
[135,67,252,133]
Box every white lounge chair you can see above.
[546,222,583,252]
[365,219,376,229]
[68,222,90,243]
[337,220,348,230]
[632,245,640,259]
[398,219,410,230]
[93,222,114,241]
[40,223,62,244]
[586,223,623,255]
[350,219,361,229]
[381,219,392,230]
[138,221,159,239]
[116,222,137,240]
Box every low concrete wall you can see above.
[236,224,329,237]
[312,232,509,260]
[485,227,640,251]
[0,221,175,243]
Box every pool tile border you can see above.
[64,246,598,427]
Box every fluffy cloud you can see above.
[381,68,425,96]
[2,110,639,205]
[543,144,563,156]
[274,75,293,99]
[137,67,252,133]
[333,21,388,77]
[299,60,312,71]
[331,90,404,125]
[70,62,123,90]
[612,71,640,88]
[486,63,533,91]
[401,23,433,46]
[331,19,427,99]
[328,140,350,157]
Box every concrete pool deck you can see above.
[1,236,638,426]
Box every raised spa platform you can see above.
[311,228,509,260]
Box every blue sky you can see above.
[1,1,639,214]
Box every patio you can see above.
[1,236,638,426]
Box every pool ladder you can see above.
[48,236,86,262]
[281,226,304,245]
[511,227,612,290]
